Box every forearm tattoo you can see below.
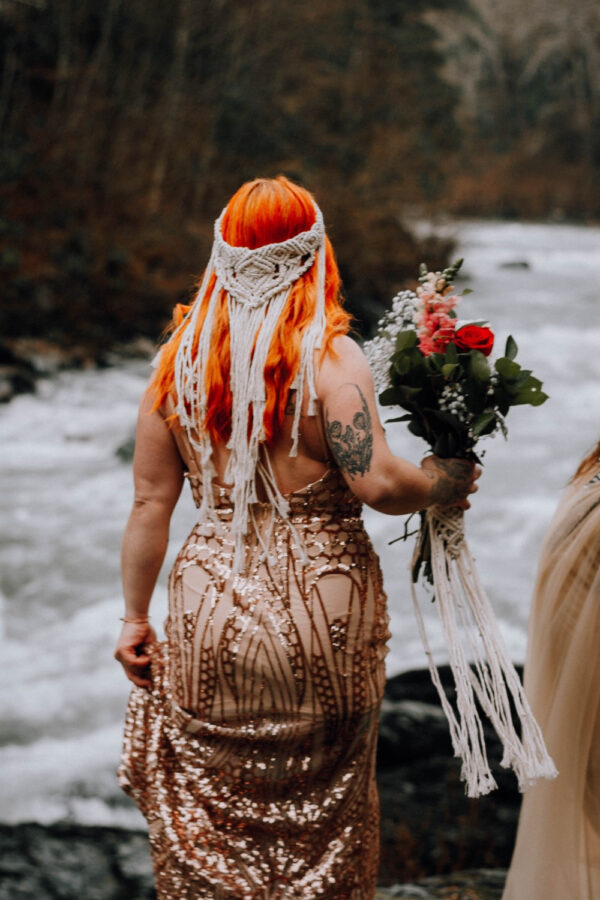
[427,458,472,506]
[325,385,373,478]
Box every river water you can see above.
[1,220,599,826]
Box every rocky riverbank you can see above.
[0,337,156,403]
[0,823,153,900]
[0,817,513,900]
[377,667,521,881]
[0,667,518,898]
[0,823,506,900]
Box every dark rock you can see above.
[115,434,136,462]
[0,364,37,402]
[376,667,522,885]
[0,335,157,405]
[376,868,506,899]
[0,823,155,900]
[0,340,37,401]
[377,699,452,768]
[102,337,156,367]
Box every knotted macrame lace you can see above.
[173,206,327,572]
[411,506,558,797]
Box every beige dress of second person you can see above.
[502,459,600,900]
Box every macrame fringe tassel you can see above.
[174,251,220,524]
[411,506,558,798]
[290,246,327,456]
[172,205,327,575]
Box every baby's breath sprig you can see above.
[365,259,548,465]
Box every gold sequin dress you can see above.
[118,444,389,899]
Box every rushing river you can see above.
[1,220,599,827]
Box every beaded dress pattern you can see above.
[118,424,390,899]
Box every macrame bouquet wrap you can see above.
[173,206,326,572]
[412,506,557,797]
[365,260,556,797]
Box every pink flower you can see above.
[415,278,460,355]
[418,334,436,355]
[418,321,455,355]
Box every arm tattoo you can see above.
[426,458,472,506]
[325,384,373,478]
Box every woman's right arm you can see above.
[317,336,479,514]
[115,387,185,687]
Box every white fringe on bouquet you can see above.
[411,506,558,798]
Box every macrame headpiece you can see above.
[173,205,327,571]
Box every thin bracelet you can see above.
[120,616,151,624]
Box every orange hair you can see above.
[151,176,351,444]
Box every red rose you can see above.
[453,324,494,356]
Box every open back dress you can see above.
[118,411,390,899]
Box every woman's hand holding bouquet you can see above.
[364,260,556,797]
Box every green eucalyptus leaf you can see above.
[379,388,397,406]
[393,356,411,376]
[463,376,488,414]
[445,342,458,364]
[472,410,497,436]
[396,330,418,352]
[396,385,422,402]
[441,363,458,377]
[434,433,450,457]
[530,391,549,406]
[505,335,518,360]
[447,433,460,455]
[495,357,521,380]
[512,387,548,407]
[492,385,511,417]
[469,350,491,382]
[427,354,444,373]
[433,409,465,432]
[386,414,412,423]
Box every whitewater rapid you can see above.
[1,219,599,825]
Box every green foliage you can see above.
[380,329,548,460]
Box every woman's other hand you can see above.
[114,621,157,688]
[421,455,482,510]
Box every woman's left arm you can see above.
[115,388,184,687]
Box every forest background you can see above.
[1,0,599,362]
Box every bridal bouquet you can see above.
[364,260,557,798]
[366,258,547,461]
[366,259,547,582]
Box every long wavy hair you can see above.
[151,176,351,444]
[571,438,600,482]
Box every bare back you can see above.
[165,352,334,498]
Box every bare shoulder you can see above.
[319,335,372,385]
[328,334,368,363]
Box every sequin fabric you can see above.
[119,465,390,899]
